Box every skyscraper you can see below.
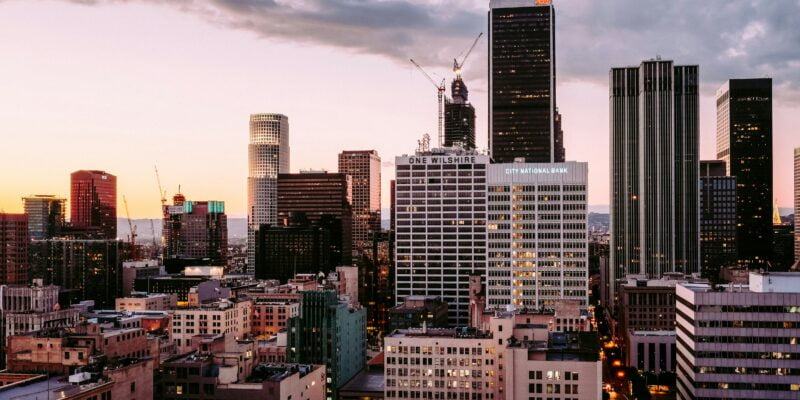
[610,59,700,279]
[716,78,773,268]
[277,171,353,266]
[394,149,489,325]
[247,113,290,273]
[489,0,560,163]
[162,197,228,265]
[486,162,588,310]
[22,195,66,240]
[699,160,736,281]
[443,78,476,149]
[0,213,28,285]
[338,150,381,249]
[70,170,117,239]
[795,147,800,263]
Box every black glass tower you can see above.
[443,78,476,149]
[716,78,773,268]
[700,160,737,282]
[489,0,561,163]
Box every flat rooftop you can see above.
[388,327,491,339]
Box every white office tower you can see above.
[676,271,800,400]
[394,148,489,326]
[247,113,290,273]
[486,162,588,310]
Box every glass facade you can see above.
[699,161,737,281]
[70,170,117,239]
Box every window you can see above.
[131,382,136,392]
[64,352,70,360]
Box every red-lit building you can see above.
[70,170,117,239]
[0,213,28,285]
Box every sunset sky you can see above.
[1,0,798,218]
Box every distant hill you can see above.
[117,217,248,241]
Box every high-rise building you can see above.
[0,213,28,285]
[486,162,588,310]
[255,214,332,282]
[443,78,476,149]
[699,160,737,281]
[338,150,381,249]
[610,60,700,280]
[248,113,290,272]
[287,291,366,400]
[489,0,562,163]
[162,196,228,265]
[22,195,66,240]
[795,147,799,263]
[29,238,121,308]
[716,78,773,268]
[394,149,489,326]
[278,171,352,265]
[70,170,117,239]
[676,271,800,399]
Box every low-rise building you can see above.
[251,298,299,339]
[388,295,449,331]
[116,292,178,311]
[172,298,251,354]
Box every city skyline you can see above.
[1,0,799,219]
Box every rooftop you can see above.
[246,364,317,383]
[388,326,492,339]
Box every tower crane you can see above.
[410,59,446,148]
[155,165,167,210]
[123,195,138,260]
[453,32,483,79]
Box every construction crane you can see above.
[155,165,167,210]
[410,58,446,148]
[453,32,483,79]
[123,195,138,260]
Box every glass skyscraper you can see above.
[70,170,117,239]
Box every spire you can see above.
[773,198,782,225]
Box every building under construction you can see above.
[162,193,228,266]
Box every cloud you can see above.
[60,0,800,100]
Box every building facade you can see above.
[610,60,700,280]
[248,113,290,272]
[394,150,489,325]
[287,291,366,400]
[0,213,28,285]
[70,170,117,239]
[795,147,799,263]
[676,272,800,399]
[338,150,381,250]
[255,218,332,282]
[22,195,66,240]
[489,0,562,163]
[387,295,449,331]
[699,160,737,281]
[115,292,177,311]
[29,238,121,308]
[163,198,228,265]
[171,298,252,354]
[716,79,773,268]
[278,172,352,265]
[486,162,588,311]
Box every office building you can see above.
[394,149,489,325]
[255,216,332,282]
[287,291,366,400]
[699,160,737,281]
[22,195,66,240]
[443,78,476,149]
[248,113,290,272]
[278,171,353,265]
[70,170,117,239]
[795,147,800,262]
[28,238,121,308]
[0,213,28,285]
[772,223,794,270]
[489,0,563,163]
[163,197,228,265]
[716,78,773,268]
[338,150,381,249]
[486,162,589,311]
[115,292,177,311]
[171,298,251,354]
[387,295,449,331]
[610,60,700,279]
[676,271,800,399]
[250,296,299,339]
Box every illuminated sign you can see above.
[504,167,568,174]
[407,156,478,164]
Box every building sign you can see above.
[504,166,568,175]
[407,156,478,165]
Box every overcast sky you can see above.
[1,0,798,218]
